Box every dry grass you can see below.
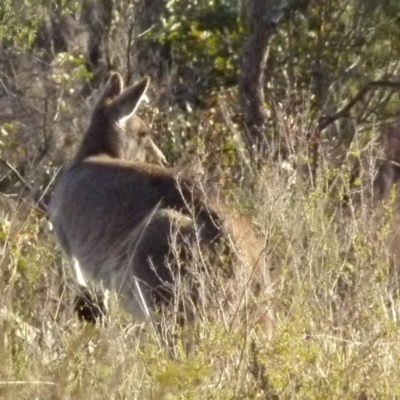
[2,97,400,399]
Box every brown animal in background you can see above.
[49,73,272,331]
[371,123,400,270]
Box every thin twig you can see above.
[0,157,33,191]
[0,157,49,216]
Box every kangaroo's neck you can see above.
[74,116,122,163]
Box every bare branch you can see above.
[319,80,400,131]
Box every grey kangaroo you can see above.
[49,73,272,329]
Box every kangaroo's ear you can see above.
[111,76,150,121]
[96,73,124,106]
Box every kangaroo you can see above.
[370,123,400,271]
[49,73,272,332]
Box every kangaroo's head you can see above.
[74,73,166,165]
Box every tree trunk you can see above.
[239,0,309,159]
[239,0,277,158]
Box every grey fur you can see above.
[49,73,272,325]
